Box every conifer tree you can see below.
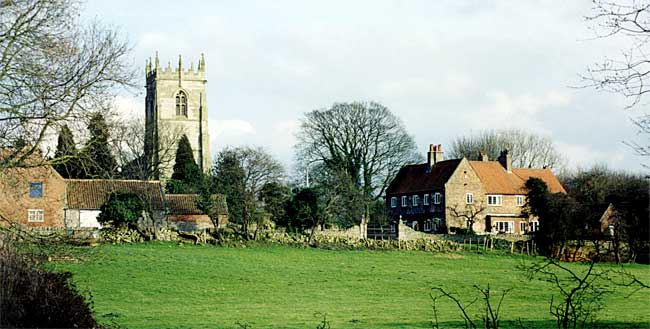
[84,113,117,178]
[212,149,246,225]
[53,125,81,178]
[166,134,202,193]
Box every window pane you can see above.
[29,182,42,198]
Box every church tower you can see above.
[144,52,211,179]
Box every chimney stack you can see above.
[497,149,512,173]
[427,144,444,171]
[479,150,488,162]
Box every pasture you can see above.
[53,243,650,328]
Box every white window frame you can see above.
[466,192,474,204]
[390,197,397,208]
[529,221,539,232]
[487,195,503,206]
[424,219,432,232]
[412,195,420,206]
[423,194,429,205]
[27,209,44,223]
[401,196,407,207]
[495,221,514,233]
[516,195,524,206]
[433,192,442,205]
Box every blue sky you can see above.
[84,0,647,173]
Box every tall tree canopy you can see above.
[0,0,133,169]
[212,149,246,226]
[296,102,420,201]
[84,113,117,178]
[53,125,81,178]
[448,129,564,169]
[211,146,284,237]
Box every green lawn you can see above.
[53,243,650,329]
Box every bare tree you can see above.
[448,129,565,169]
[583,0,650,164]
[448,202,486,234]
[0,0,134,170]
[111,117,184,179]
[525,259,611,329]
[296,102,421,223]
[214,146,285,238]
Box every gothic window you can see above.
[175,91,188,117]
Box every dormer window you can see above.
[175,90,188,117]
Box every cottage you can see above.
[0,164,66,227]
[64,179,167,228]
[386,144,565,234]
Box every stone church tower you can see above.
[144,53,211,179]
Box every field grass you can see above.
[52,243,650,329]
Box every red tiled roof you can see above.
[386,159,461,194]
[469,161,527,194]
[513,168,567,194]
[386,158,566,196]
[166,194,228,215]
[65,179,165,209]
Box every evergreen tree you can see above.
[212,149,245,225]
[259,182,291,227]
[166,134,202,193]
[53,125,81,178]
[84,113,117,178]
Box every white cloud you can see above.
[464,90,573,135]
[84,0,645,173]
[112,95,142,120]
[555,141,626,170]
[210,119,256,137]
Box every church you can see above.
[144,53,211,179]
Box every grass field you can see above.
[52,243,650,329]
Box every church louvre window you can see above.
[175,91,188,117]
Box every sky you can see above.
[83,0,648,174]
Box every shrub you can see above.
[98,191,144,229]
[0,238,98,328]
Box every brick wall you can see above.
[0,166,65,227]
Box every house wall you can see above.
[64,209,80,228]
[79,210,102,228]
[0,166,65,227]
[444,159,486,232]
[484,195,529,233]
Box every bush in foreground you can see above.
[0,238,98,328]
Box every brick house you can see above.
[0,165,66,227]
[386,144,566,234]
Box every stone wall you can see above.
[312,224,367,241]
[147,58,211,178]
[444,159,487,232]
